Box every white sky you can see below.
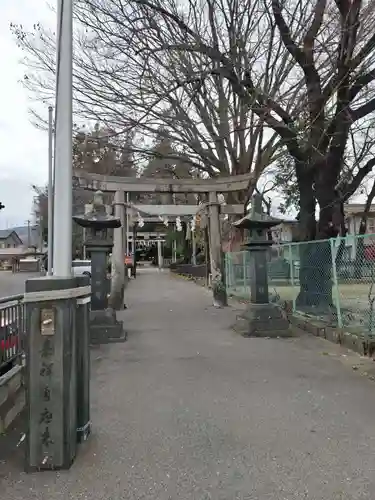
[0,0,54,228]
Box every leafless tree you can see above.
[117,0,375,240]
[11,0,317,205]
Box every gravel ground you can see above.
[2,268,375,499]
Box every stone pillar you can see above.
[249,195,269,305]
[172,240,177,263]
[91,245,109,311]
[24,277,90,471]
[208,191,227,307]
[109,191,125,310]
[157,239,163,269]
[192,229,197,265]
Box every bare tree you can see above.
[118,0,375,308]
[121,0,375,235]
[11,0,313,204]
[273,115,375,220]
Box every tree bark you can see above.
[295,164,322,307]
[296,160,345,310]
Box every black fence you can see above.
[0,294,25,376]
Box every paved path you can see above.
[2,269,375,499]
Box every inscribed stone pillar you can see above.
[24,277,85,471]
[109,190,125,310]
[208,191,227,307]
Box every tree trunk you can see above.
[297,167,342,311]
[295,165,322,308]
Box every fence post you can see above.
[330,238,343,328]
[288,243,296,312]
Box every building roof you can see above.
[344,203,375,216]
[0,229,14,239]
[0,229,22,242]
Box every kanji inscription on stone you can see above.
[38,308,56,461]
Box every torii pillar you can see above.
[208,191,227,307]
[109,190,126,309]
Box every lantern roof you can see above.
[73,190,121,229]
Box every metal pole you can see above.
[39,218,43,252]
[288,243,296,312]
[47,106,54,275]
[27,220,31,248]
[53,0,73,277]
[330,238,343,328]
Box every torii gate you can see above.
[73,171,251,308]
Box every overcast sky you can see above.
[0,0,366,231]
[0,0,54,229]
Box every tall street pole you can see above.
[47,105,54,275]
[53,0,73,277]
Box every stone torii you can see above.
[73,171,252,308]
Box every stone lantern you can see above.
[232,194,291,337]
[73,191,126,344]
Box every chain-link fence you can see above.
[224,234,375,338]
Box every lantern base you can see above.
[232,302,292,338]
[90,309,127,345]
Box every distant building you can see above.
[271,220,299,244]
[0,229,23,249]
[341,203,375,260]
[344,203,375,235]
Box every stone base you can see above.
[232,302,292,338]
[90,309,127,345]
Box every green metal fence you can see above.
[224,234,375,339]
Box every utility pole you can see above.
[47,105,54,275]
[26,219,31,248]
[38,217,43,252]
[53,0,73,276]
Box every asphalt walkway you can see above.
[2,268,375,499]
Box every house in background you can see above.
[0,229,23,249]
[344,203,375,235]
[341,203,375,260]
